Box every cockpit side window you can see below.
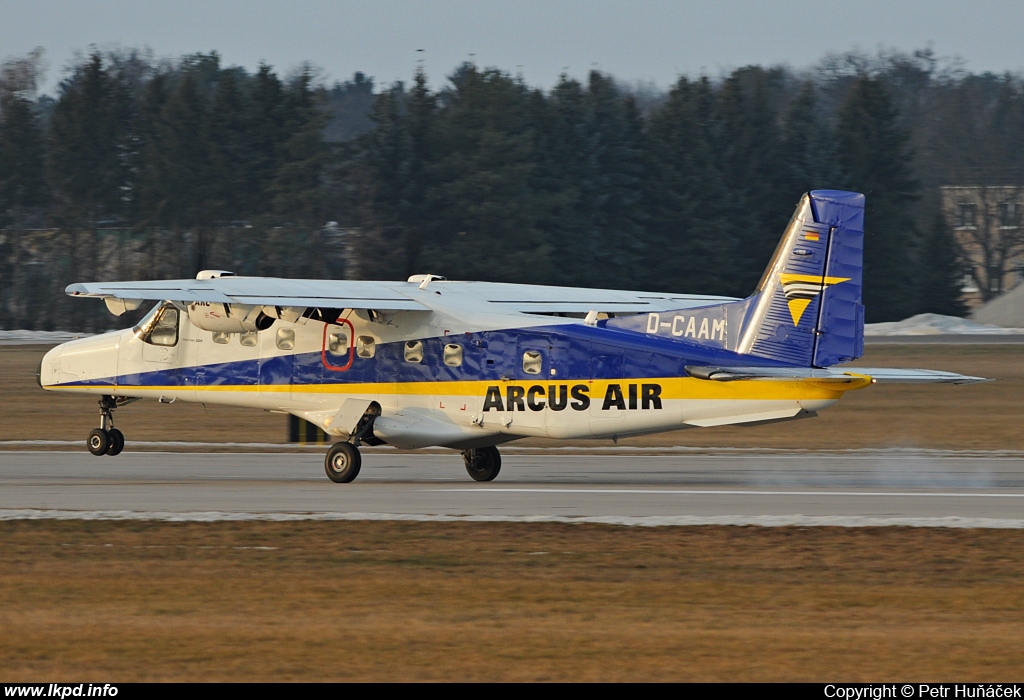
[136,303,180,347]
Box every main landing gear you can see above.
[462,446,501,482]
[325,442,361,483]
[87,395,133,457]
[322,442,504,483]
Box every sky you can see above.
[4,0,1024,95]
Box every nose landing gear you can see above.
[86,396,132,457]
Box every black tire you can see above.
[325,442,361,483]
[463,446,501,482]
[88,428,109,456]
[106,428,125,456]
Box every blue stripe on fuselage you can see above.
[59,322,795,388]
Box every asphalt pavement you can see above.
[2,448,1023,527]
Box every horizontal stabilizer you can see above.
[686,365,989,384]
[846,368,991,384]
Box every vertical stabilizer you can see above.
[739,190,865,367]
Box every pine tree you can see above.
[917,212,968,316]
[249,64,287,218]
[717,66,790,288]
[47,53,125,224]
[643,76,733,295]
[345,71,440,280]
[580,71,647,287]
[396,68,438,275]
[417,65,554,284]
[836,75,920,322]
[151,71,211,230]
[0,92,48,226]
[324,72,376,143]
[530,75,588,285]
[206,68,253,223]
[779,82,843,198]
[270,69,331,228]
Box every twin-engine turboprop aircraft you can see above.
[39,191,985,482]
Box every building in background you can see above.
[941,179,1024,308]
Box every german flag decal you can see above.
[779,273,850,326]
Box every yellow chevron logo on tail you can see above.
[779,273,850,326]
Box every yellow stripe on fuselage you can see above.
[54,376,872,400]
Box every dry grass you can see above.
[4,343,1022,449]
[0,521,1022,682]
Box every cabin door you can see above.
[588,353,625,434]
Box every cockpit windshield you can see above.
[134,302,180,347]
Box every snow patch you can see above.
[865,313,1024,336]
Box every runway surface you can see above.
[2,448,1024,527]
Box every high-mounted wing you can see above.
[66,276,739,316]
[66,277,429,312]
[431,281,738,314]
[686,365,989,384]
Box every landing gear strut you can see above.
[322,406,380,483]
[87,396,128,457]
[463,446,501,482]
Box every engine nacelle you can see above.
[186,302,275,333]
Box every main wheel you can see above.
[88,428,109,456]
[106,428,125,456]
[325,442,361,483]
[463,446,501,482]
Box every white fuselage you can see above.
[40,287,850,449]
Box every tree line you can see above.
[3,47,1023,326]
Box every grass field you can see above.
[4,343,1023,449]
[1,521,1023,682]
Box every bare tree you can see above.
[942,183,1024,301]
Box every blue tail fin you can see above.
[607,190,865,367]
[739,190,865,366]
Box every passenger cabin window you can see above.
[137,304,179,347]
[239,331,258,348]
[327,328,350,355]
[356,335,376,359]
[212,331,231,344]
[522,350,543,375]
[276,328,295,351]
[404,340,424,363]
[443,343,463,367]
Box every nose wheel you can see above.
[86,396,131,457]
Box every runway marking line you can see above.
[428,488,1024,498]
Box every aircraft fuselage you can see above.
[39,302,849,448]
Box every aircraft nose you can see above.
[38,333,121,389]
[38,345,62,389]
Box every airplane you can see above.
[38,190,986,483]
